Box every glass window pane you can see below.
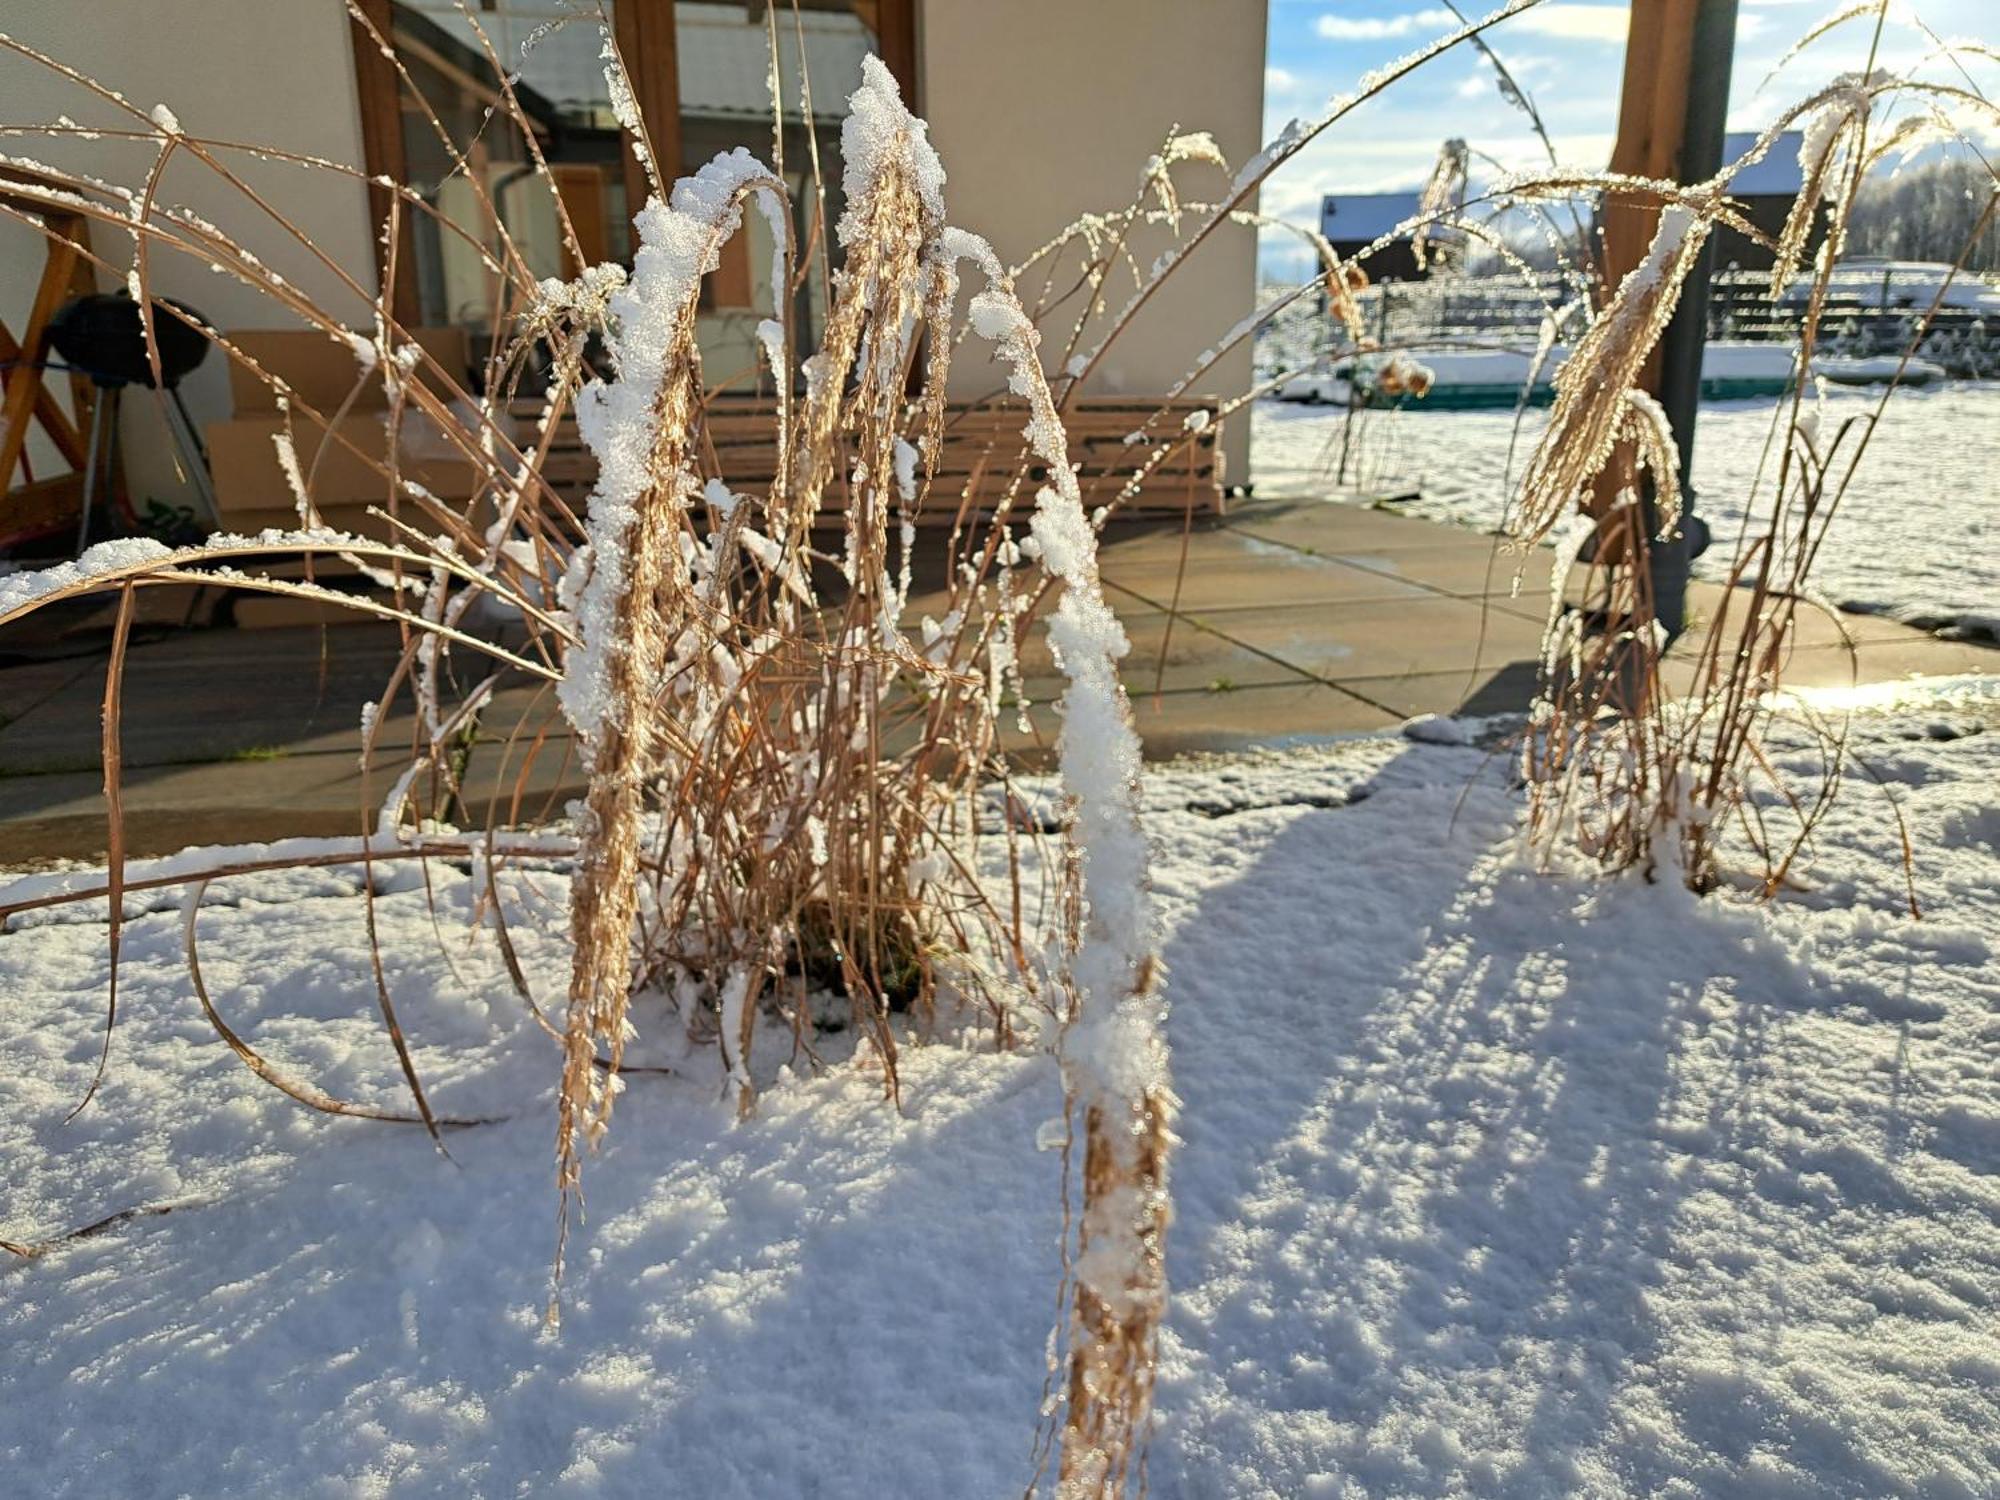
[385,0,888,390]
[392,1,630,335]
[675,2,881,385]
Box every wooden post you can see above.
[1597,0,1738,638]
[870,0,921,107]
[349,0,423,326]
[613,0,683,218]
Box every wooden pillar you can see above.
[1598,0,1738,637]
[613,0,682,213]
[869,0,921,108]
[349,0,423,326]
[1601,0,1702,345]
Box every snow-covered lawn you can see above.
[1252,382,2000,640]
[5,692,1999,1497]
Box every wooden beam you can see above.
[349,0,423,325]
[1601,0,1702,389]
[1587,0,1702,552]
[0,174,97,537]
[873,0,920,109]
[0,321,86,472]
[615,1,683,214]
[0,235,82,500]
[1595,0,1739,636]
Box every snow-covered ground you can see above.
[1252,382,2000,639]
[5,687,2000,1496]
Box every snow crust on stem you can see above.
[557,147,782,744]
[0,539,171,619]
[838,55,945,247]
[955,264,1160,1108]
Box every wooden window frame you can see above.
[351,0,920,326]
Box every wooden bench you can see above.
[207,392,1224,626]
[519,394,1225,521]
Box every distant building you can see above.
[1320,134,1813,285]
[1319,191,1447,282]
[1713,130,1818,272]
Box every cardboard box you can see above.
[225,325,471,416]
[206,410,481,515]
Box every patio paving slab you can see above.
[1662,635,2000,696]
[1326,544,1561,607]
[0,716,589,864]
[1003,678,1397,765]
[1097,533,1431,611]
[1224,499,1504,555]
[1017,606,1316,694]
[1,498,1992,863]
[0,658,94,730]
[1100,592,1552,694]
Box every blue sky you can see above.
[1258,0,1998,275]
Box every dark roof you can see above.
[1320,191,1424,244]
[1723,130,1807,197]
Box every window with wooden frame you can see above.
[348,0,917,386]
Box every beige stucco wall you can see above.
[920,0,1267,485]
[1,0,375,511]
[1,1,1266,513]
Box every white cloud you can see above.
[1316,7,1454,42]
[1456,72,1492,100]
[1266,65,1300,94]
[1505,3,1632,43]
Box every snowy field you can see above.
[1251,382,2000,639]
[5,691,2000,1497]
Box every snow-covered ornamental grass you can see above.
[10,2,1988,1490]
[1506,34,2000,896]
[0,21,1190,1482]
[1238,2,2000,898]
[0,6,1608,1486]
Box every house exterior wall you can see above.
[919,0,1267,485]
[1,0,1268,511]
[2,0,378,511]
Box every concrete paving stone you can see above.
[1342,659,1550,721]
[0,751,378,864]
[1100,535,1431,611]
[0,659,95,729]
[2,500,1991,865]
[1015,605,1314,694]
[0,625,559,773]
[1523,577,1948,644]
[1679,583,1946,648]
[1000,678,1397,766]
[1791,636,2000,686]
[1331,544,1562,606]
[1126,594,1550,688]
[1663,634,2000,697]
[0,725,590,866]
[1226,500,1501,556]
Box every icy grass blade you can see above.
[66,584,138,1124]
[947,237,1169,1497]
[552,147,786,1311]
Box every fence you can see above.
[1260,266,2000,379]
